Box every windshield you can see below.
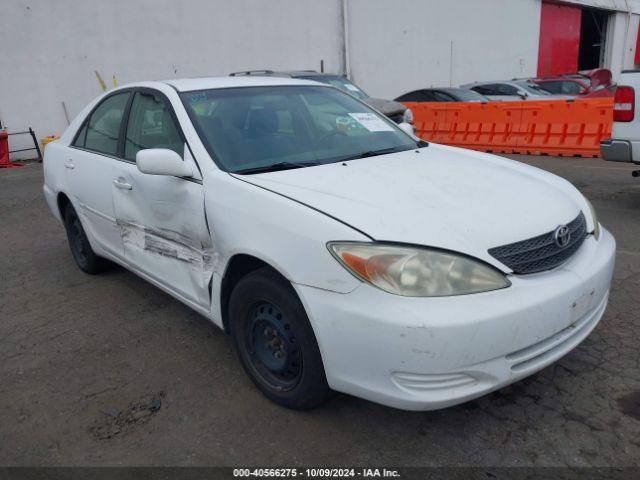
[300,75,370,100]
[181,86,418,174]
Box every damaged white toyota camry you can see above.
[43,76,615,411]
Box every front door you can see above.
[112,90,212,308]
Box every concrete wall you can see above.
[0,0,343,157]
[2,0,640,159]
[346,0,541,99]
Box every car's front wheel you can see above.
[229,267,331,409]
[63,203,110,274]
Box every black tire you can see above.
[229,267,332,409]
[63,203,110,274]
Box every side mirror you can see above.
[398,122,415,136]
[136,149,193,177]
[517,91,529,100]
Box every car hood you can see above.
[234,144,588,271]
[363,97,407,116]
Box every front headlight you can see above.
[328,242,510,297]
[402,108,414,124]
[585,198,601,240]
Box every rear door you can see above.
[66,91,131,258]
[111,89,211,308]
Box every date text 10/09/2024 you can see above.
[233,468,401,478]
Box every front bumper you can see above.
[295,229,616,411]
[600,138,634,163]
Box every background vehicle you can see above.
[531,69,615,98]
[229,70,413,124]
[460,80,571,101]
[395,88,489,103]
[601,71,640,174]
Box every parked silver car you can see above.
[460,80,572,101]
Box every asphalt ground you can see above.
[1,154,639,468]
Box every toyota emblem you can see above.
[554,225,571,248]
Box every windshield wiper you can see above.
[233,161,322,175]
[337,146,412,162]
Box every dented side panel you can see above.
[112,163,217,309]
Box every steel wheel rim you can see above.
[244,301,302,391]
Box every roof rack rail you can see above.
[229,70,275,77]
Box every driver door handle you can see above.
[113,179,133,190]
[64,159,75,170]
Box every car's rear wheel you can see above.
[229,267,331,409]
[63,203,110,274]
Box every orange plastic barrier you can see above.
[404,98,613,158]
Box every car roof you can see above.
[122,76,323,93]
[229,69,342,78]
[468,80,517,86]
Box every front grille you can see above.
[488,212,588,274]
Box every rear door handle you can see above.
[113,179,133,190]
[64,159,75,170]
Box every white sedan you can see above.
[43,76,615,410]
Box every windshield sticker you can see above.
[345,84,360,92]
[189,92,207,102]
[348,113,394,132]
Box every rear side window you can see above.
[76,92,130,155]
[124,92,184,161]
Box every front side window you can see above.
[517,82,551,95]
[431,91,456,102]
[181,86,418,174]
[496,84,519,96]
[78,92,130,155]
[449,89,489,102]
[124,92,184,161]
[472,84,500,96]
